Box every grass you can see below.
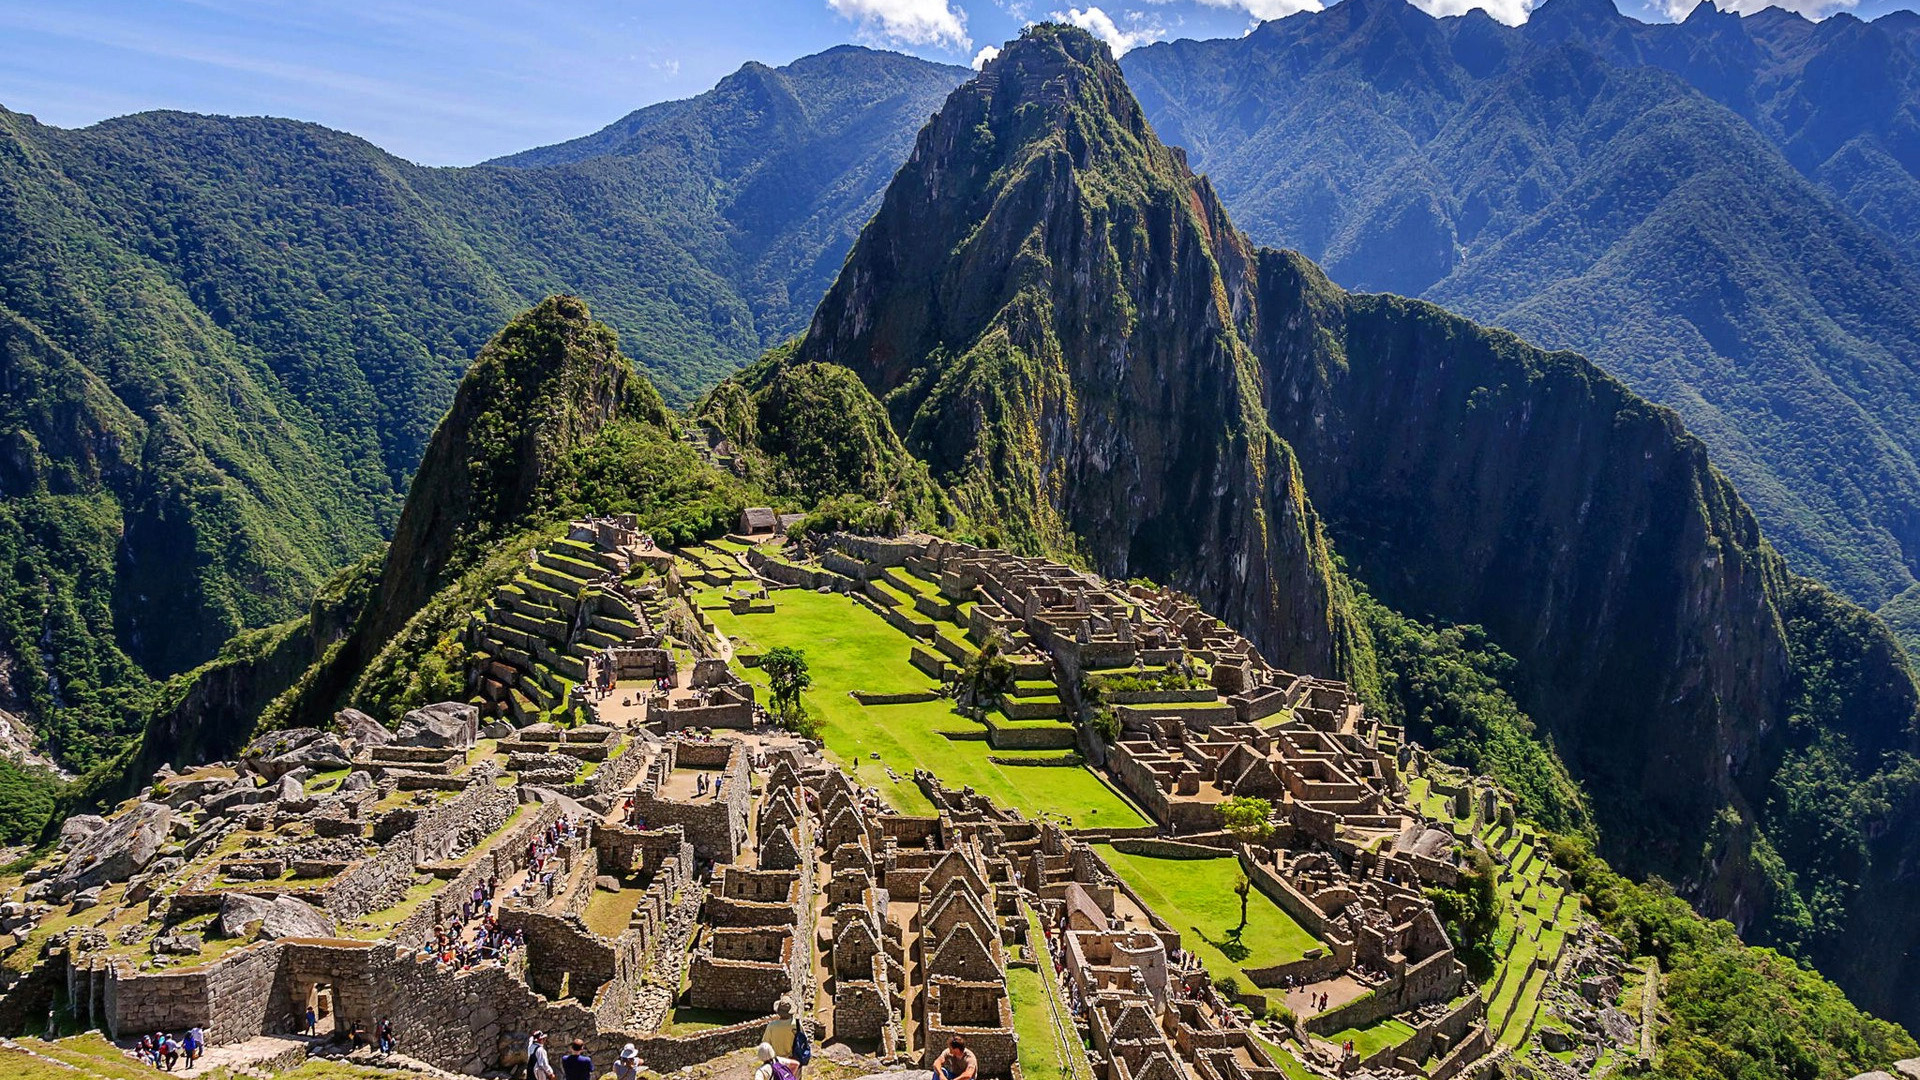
[663,1005,758,1035]
[1008,964,1075,1080]
[1251,1034,1318,1080]
[584,887,647,937]
[15,1034,154,1080]
[1326,1016,1416,1059]
[708,589,1146,828]
[1011,907,1081,1080]
[1093,845,1321,982]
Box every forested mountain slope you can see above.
[1123,0,1920,613]
[0,46,962,769]
[777,23,1920,1030]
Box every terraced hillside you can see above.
[468,523,663,727]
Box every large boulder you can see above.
[338,708,392,751]
[57,815,107,852]
[273,734,353,773]
[394,702,478,750]
[51,803,171,898]
[216,893,335,940]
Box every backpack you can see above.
[792,1022,812,1067]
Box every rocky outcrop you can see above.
[785,22,1920,1026]
[215,893,335,941]
[395,703,479,750]
[47,802,170,899]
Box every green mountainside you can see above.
[1122,0,1920,615]
[98,295,753,800]
[732,23,1920,1033]
[0,46,962,770]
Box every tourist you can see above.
[560,1038,594,1080]
[136,1035,154,1066]
[181,1026,200,1068]
[161,1033,179,1072]
[613,1044,644,1080]
[376,1017,395,1054]
[761,999,797,1064]
[933,1036,977,1080]
[526,1031,555,1080]
[304,1005,318,1037]
[753,1043,798,1080]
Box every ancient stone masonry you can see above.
[469,517,658,726]
[626,738,752,864]
[3,524,1625,1080]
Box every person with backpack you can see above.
[754,1042,799,1080]
[790,1012,812,1080]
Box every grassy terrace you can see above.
[706,588,1144,828]
[1326,1016,1417,1059]
[1093,845,1321,985]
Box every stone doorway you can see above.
[301,981,338,1037]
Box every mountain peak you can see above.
[1528,0,1630,39]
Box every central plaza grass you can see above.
[1327,1015,1417,1059]
[707,589,1145,828]
[1094,845,1321,982]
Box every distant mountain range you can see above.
[1123,0,1920,614]
[0,47,962,767]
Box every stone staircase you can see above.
[470,532,653,726]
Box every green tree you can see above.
[1425,850,1499,980]
[762,647,812,719]
[1219,796,1274,845]
[960,639,1015,709]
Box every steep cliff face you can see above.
[1252,250,1792,883]
[797,25,1353,676]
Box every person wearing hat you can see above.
[935,1035,977,1080]
[613,1043,644,1080]
[754,1042,799,1080]
[762,1000,797,1062]
[526,1031,556,1080]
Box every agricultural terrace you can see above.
[704,585,1146,828]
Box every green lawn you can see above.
[1093,845,1321,982]
[1327,1016,1416,1059]
[1009,964,1075,1080]
[709,589,1145,828]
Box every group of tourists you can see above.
[522,1031,645,1080]
[692,770,725,798]
[134,1028,201,1071]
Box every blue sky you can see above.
[0,0,1914,166]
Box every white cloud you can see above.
[972,44,1002,68]
[1703,0,1857,17]
[1189,0,1325,20]
[1405,0,1531,24]
[1058,6,1168,54]
[826,0,971,49]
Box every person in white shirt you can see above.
[753,1042,798,1080]
[526,1031,556,1080]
